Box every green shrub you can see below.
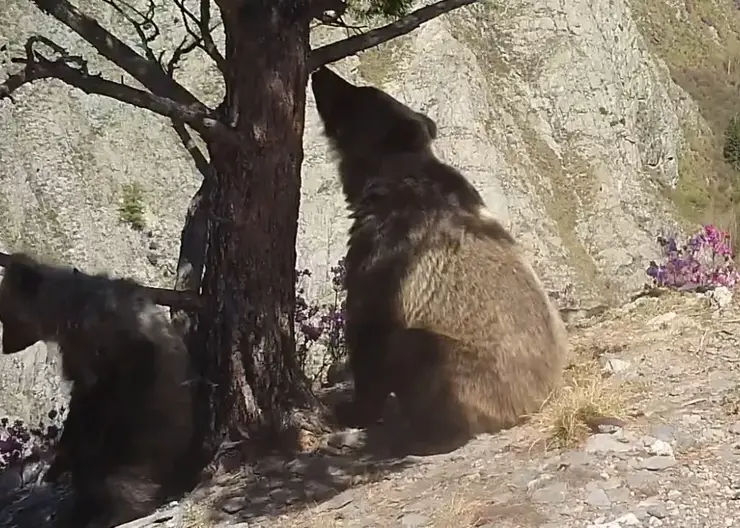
[723,114,740,171]
[118,183,146,231]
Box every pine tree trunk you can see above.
[190,1,328,464]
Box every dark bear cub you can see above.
[0,252,193,528]
[311,67,568,454]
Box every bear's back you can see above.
[399,214,565,356]
[344,154,565,359]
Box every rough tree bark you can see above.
[193,0,327,459]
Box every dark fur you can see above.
[0,253,193,528]
[311,67,568,454]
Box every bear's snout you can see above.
[311,67,355,108]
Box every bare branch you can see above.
[171,0,226,73]
[171,170,211,290]
[0,37,227,139]
[171,121,211,178]
[30,0,201,106]
[168,120,212,333]
[199,0,226,71]
[0,252,202,309]
[170,177,212,331]
[168,33,202,76]
[100,0,161,63]
[308,0,480,70]
[93,0,220,91]
[170,120,211,297]
[0,68,32,101]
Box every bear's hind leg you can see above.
[388,328,473,455]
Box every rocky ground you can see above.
[115,287,740,528]
[6,287,740,528]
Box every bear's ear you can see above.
[383,116,433,152]
[7,261,44,298]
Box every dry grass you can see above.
[180,496,220,528]
[530,286,724,450]
[430,492,486,527]
[268,490,486,527]
[272,506,343,528]
[531,344,635,449]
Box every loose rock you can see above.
[640,456,677,471]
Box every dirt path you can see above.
[117,290,740,527]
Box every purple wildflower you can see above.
[646,225,740,290]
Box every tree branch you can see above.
[170,121,212,297]
[100,0,161,64]
[308,0,480,70]
[172,121,211,177]
[30,0,202,106]
[170,176,212,332]
[0,252,202,309]
[198,0,225,70]
[171,0,226,73]
[0,69,31,100]
[167,122,212,344]
[0,37,226,139]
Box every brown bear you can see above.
[0,252,194,528]
[311,66,568,454]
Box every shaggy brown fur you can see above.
[311,67,568,454]
[0,252,193,528]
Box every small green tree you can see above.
[118,183,146,231]
[723,114,740,171]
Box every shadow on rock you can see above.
[191,442,416,526]
[189,383,459,525]
[0,451,74,528]
[0,383,466,527]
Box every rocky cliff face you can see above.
[303,0,701,309]
[0,0,704,419]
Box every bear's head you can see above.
[311,66,437,160]
[0,253,49,355]
[0,254,107,387]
